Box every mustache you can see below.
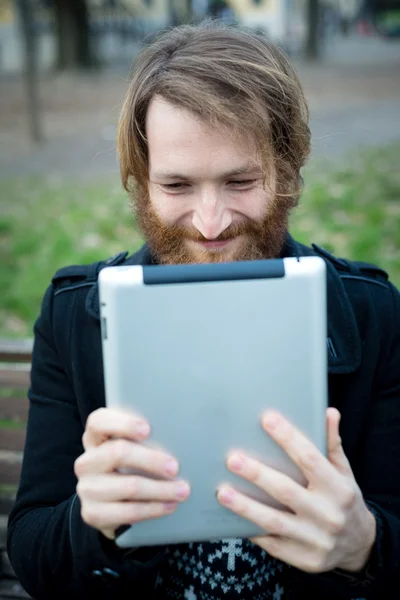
[171,221,259,243]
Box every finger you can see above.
[326,408,352,474]
[81,500,178,532]
[217,486,329,549]
[83,408,150,450]
[75,438,179,479]
[227,453,317,516]
[250,535,331,574]
[77,474,190,503]
[226,452,348,530]
[261,411,341,490]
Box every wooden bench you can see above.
[0,339,32,599]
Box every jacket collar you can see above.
[283,235,361,374]
[86,235,361,375]
[85,244,155,320]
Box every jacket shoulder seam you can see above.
[54,281,96,297]
[339,275,390,290]
[311,243,389,283]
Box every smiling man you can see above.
[7,21,400,600]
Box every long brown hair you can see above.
[117,20,311,206]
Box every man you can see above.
[7,21,400,600]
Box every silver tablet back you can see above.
[99,256,327,547]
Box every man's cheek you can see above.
[160,206,188,225]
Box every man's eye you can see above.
[229,179,257,187]
[161,183,188,190]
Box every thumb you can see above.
[327,408,351,474]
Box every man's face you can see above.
[134,96,292,264]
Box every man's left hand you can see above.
[217,408,376,574]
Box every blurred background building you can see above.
[0,0,369,73]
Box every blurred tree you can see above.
[167,0,180,25]
[16,0,43,142]
[305,0,321,60]
[208,0,227,18]
[53,0,93,69]
[185,0,193,21]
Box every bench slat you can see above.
[0,460,22,487]
[0,339,33,363]
[0,339,33,600]
[0,430,26,453]
[0,497,16,520]
[0,370,30,389]
[0,398,29,422]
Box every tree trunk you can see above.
[54,0,92,69]
[166,0,180,26]
[305,0,321,61]
[185,0,193,22]
[16,0,43,143]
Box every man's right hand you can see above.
[74,408,190,541]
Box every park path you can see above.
[299,35,400,164]
[0,34,399,180]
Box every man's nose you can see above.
[192,189,232,240]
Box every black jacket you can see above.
[7,236,400,600]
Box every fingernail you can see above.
[228,454,245,473]
[263,412,280,430]
[135,422,150,438]
[165,459,179,476]
[219,487,235,505]
[176,481,190,500]
[164,502,177,512]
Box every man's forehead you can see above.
[146,96,263,180]
[146,96,258,150]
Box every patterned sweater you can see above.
[153,538,368,600]
[154,538,290,600]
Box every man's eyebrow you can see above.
[223,164,262,178]
[151,164,262,181]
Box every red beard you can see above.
[133,190,295,265]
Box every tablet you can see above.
[98,256,328,548]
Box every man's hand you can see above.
[74,408,190,541]
[217,408,376,574]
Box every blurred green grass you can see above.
[1,143,399,338]
[0,419,24,429]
